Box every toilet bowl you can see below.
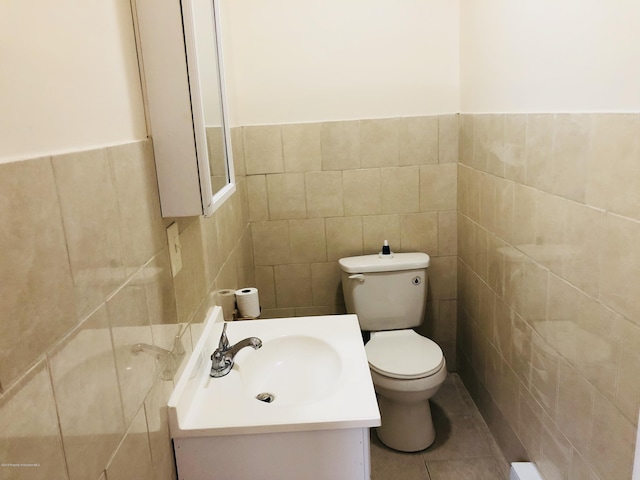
[366,329,446,451]
[338,250,447,452]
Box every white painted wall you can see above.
[460,0,640,113]
[6,0,639,162]
[0,0,146,163]
[220,0,460,126]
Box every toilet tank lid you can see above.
[338,252,430,273]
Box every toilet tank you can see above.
[338,253,430,331]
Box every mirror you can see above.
[134,0,235,217]
[191,0,228,196]
[183,0,236,213]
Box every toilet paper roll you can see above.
[214,289,236,321]
[235,287,260,318]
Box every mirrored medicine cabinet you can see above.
[134,0,235,217]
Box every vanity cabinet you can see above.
[174,429,372,480]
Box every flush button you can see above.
[412,276,421,285]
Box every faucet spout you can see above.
[210,324,262,377]
[225,336,262,357]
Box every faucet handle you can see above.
[218,323,230,351]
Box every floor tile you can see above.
[427,457,504,480]
[370,373,509,479]
[422,406,493,461]
[430,373,475,416]
[370,432,431,480]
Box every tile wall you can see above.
[5,111,636,480]
[457,113,640,480]
[243,115,459,366]
[0,132,253,480]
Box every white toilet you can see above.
[339,250,447,452]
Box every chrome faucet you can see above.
[210,323,262,377]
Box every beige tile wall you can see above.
[457,113,640,480]
[9,111,636,480]
[0,136,253,480]
[243,115,459,365]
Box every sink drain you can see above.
[256,392,275,403]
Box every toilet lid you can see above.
[366,330,444,379]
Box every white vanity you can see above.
[168,307,381,479]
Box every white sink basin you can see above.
[167,307,380,437]
[239,335,342,407]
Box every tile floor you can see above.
[370,373,510,480]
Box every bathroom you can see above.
[0,0,639,479]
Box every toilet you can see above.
[339,250,447,452]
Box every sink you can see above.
[239,335,342,407]
[167,307,380,437]
[167,306,380,480]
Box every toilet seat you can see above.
[366,330,444,380]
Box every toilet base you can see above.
[376,395,436,452]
